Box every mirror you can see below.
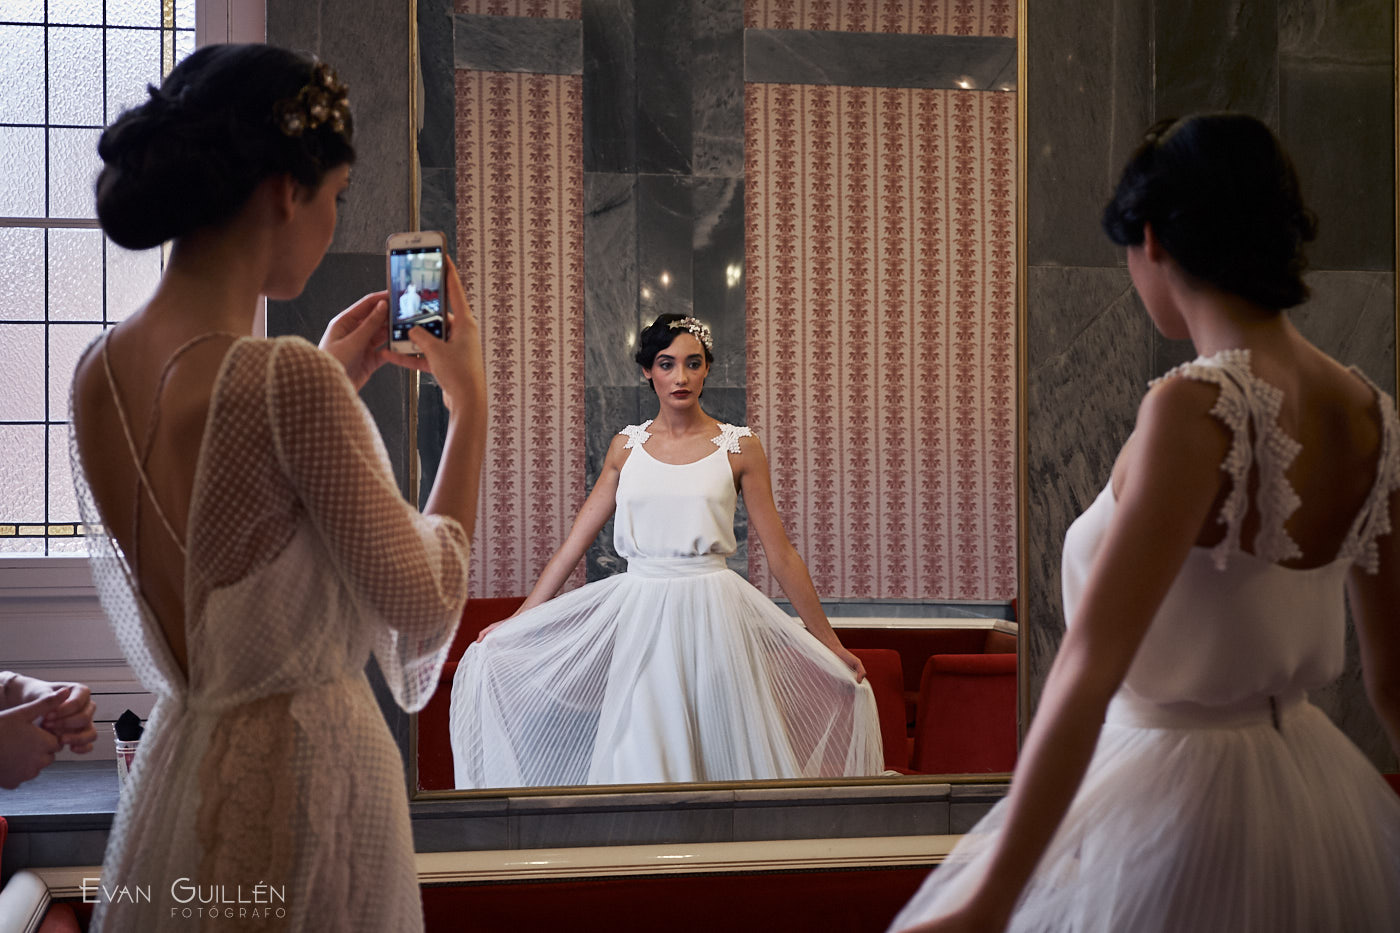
[409,0,1023,797]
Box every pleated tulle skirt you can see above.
[888,691,1400,933]
[449,555,883,788]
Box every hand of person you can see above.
[406,255,485,416]
[475,619,507,643]
[320,290,432,390]
[0,690,66,789]
[7,675,98,754]
[828,642,867,683]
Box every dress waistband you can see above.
[625,554,728,578]
[1105,688,1307,731]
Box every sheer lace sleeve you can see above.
[1342,375,1400,574]
[266,338,468,711]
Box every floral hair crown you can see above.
[275,60,350,138]
[667,317,713,352]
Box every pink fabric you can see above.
[455,70,586,597]
[746,84,1017,600]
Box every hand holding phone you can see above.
[386,231,448,354]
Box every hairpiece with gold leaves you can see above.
[274,60,350,138]
[667,316,713,352]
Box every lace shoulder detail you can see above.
[711,423,754,455]
[1149,349,1302,571]
[619,420,654,450]
[1341,371,1400,574]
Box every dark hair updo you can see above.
[96,44,356,251]
[635,313,715,390]
[1102,113,1317,312]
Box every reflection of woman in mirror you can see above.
[450,313,882,788]
[71,45,487,930]
[893,114,1400,933]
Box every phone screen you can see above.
[388,245,446,343]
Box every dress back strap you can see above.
[100,330,232,558]
[1340,369,1400,574]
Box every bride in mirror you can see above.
[449,313,883,788]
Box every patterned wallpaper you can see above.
[745,0,1015,36]
[745,84,1016,600]
[455,70,586,597]
[455,0,580,17]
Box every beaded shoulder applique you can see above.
[711,423,754,455]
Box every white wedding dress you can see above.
[449,420,883,787]
[74,335,469,932]
[890,350,1400,932]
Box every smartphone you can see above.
[386,230,448,354]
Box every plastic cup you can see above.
[115,738,140,789]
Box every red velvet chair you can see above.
[416,596,527,790]
[909,653,1017,774]
[849,648,908,771]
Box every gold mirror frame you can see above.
[403,0,1028,804]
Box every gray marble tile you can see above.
[417,380,448,509]
[692,175,746,388]
[698,386,745,430]
[269,253,414,497]
[732,800,949,841]
[1280,57,1394,271]
[511,805,732,848]
[638,174,696,320]
[412,814,510,851]
[1153,0,1279,124]
[636,0,694,175]
[1024,266,1155,707]
[692,0,745,177]
[744,31,1016,91]
[582,0,637,173]
[584,172,639,387]
[454,13,583,75]
[268,0,413,254]
[1279,0,1394,59]
[1026,0,1151,268]
[420,167,458,260]
[585,385,643,581]
[1291,271,1396,391]
[417,0,458,170]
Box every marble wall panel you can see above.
[744,0,1015,37]
[745,31,1016,91]
[582,0,636,173]
[636,0,695,175]
[1290,271,1397,391]
[637,174,698,320]
[694,0,747,177]
[1025,0,1151,269]
[692,175,747,388]
[419,0,459,171]
[1280,58,1395,271]
[269,0,412,254]
[584,171,640,387]
[1153,0,1279,124]
[746,84,1017,600]
[1023,266,1155,706]
[454,13,584,74]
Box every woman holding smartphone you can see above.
[70,44,486,931]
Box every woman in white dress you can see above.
[71,45,486,931]
[892,114,1400,932]
[450,313,883,787]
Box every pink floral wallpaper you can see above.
[744,0,1015,37]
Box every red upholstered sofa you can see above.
[909,653,1017,774]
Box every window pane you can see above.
[175,0,195,30]
[106,239,161,320]
[0,128,44,217]
[48,0,102,26]
[48,127,102,218]
[2,1,44,24]
[106,28,162,124]
[49,228,105,322]
[107,0,161,28]
[48,323,103,419]
[0,425,45,527]
[0,26,45,124]
[0,228,45,322]
[49,27,105,126]
[0,324,45,421]
[48,424,79,525]
[175,29,195,66]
